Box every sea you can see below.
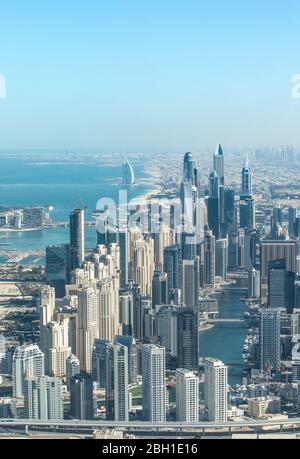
[0,157,155,254]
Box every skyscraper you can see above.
[13,344,45,398]
[163,244,180,301]
[92,338,110,389]
[260,240,296,304]
[213,144,224,185]
[176,369,199,422]
[46,243,70,297]
[24,376,63,420]
[152,271,168,308]
[241,157,252,198]
[105,343,129,421]
[204,357,228,422]
[115,335,138,385]
[203,230,215,287]
[70,208,85,272]
[44,318,71,377]
[142,344,166,422]
[268,259,295,313]
[207,171,220,239]
[259,309,281,373]
[66,354,80,390]
[215,238,228,281]
[248,268,260,299]
[70,372,94,420]
[77,287,99,373]
[177,308,198,370]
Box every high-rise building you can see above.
[154,305,179,358]
[213,144,224,185]
[177,308,198,370]
[44,318,71,377]
[46,243,70,297]
[289,206,297,238]
[248,269,260,299]
[241,157,252,198]
[260,240,296,304]
[119,291,134,336]
[66,354,80,390]
[105,343,129,421]
[142,344,166,422]
[176,369,199,422]
[180,259,198,309]
[259,309,281,373]
[215,238,228,281]
[152,271,168,308]
[98,278,120,340]
[70,372,94,420]
[207,171,220,239]
[204,357,228,422]
[92,338,110,389]
[268,260,295,313]
[24,376,63,420]
[77,287,99,373]
[39,285,56,353]
[13,344,45,398]
[115,335,138,385]
[129,231,154,297]
[163,245,180,298]
[204,230,215,287]
[70,208,85,272]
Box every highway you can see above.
[1,418,300,434]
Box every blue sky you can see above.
[0,0,300,151]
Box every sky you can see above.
[0,0,300,152]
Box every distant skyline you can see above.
[1,1,300,150]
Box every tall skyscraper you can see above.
[260,240,296,304]
[13,344,45,398]
[268,259,295,313]
[207,171,220,239]
[203,230,215,287]
[154,305,179,359]
[46,243,70,297]
[142,344,166,422]
[39,285,56,353]
[92,338,110,389]
[66,354,80,390]
[241,157,252,198]
[180,259,198,309]
[44,318,71,378]
[115,335,138,385]
[213,144,224,185]
[70,208,85,272]
[77,287,99,373]
[259,309,281,373]
[176,369,199,422]
[105,343,129,421]
[289,206,297,238]
[215,238,228,281]
[98,278,120,340]
[24,376,63,420]
[248,268,260,299]
[70,372,94,420]
[204,357,228,422]
[163,245,180,297]
[152,271,168,308]
[177,308,198,370]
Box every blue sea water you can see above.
[0,157,154,251]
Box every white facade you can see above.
[176,369,199,422]
[13,344,45,398]
[204,357,228,422]
[24,376,63,420]
[142,344,166,422]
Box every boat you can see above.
[0,242,12,246]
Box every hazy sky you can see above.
[1,1,300,151]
